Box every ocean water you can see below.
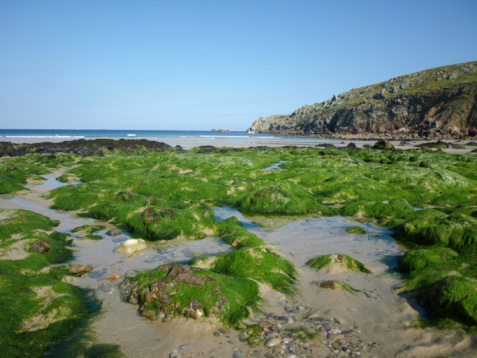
[0,129,339,148]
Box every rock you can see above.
[116,239,147,256]
[335,317,347,324]
[106,229,122,236]
[28,240,55,254]
[69,264,94,275]
[98,273,122,281]
[373,89,386,100]
[372,139,395,150]
[265,337,280,347]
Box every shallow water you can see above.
[262,160,289,171]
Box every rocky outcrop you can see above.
[247,61,477,140]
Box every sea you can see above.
[0,129,339,149]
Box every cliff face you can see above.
[248,62,477,140]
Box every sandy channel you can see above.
[1,168,476,357]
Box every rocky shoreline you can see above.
[248,61,477,141]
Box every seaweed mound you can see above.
[120,263,261,325]
[306,253,372,274]
[232,180,336,215]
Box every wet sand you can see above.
[1,167,476,357]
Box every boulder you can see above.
[116,239,147,256]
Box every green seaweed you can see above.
[306,253,372,274]
[346,226,368,234]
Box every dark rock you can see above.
[28,239,55,254]
[372,139,395,150]
[106,229,122,236]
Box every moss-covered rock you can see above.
[399,247,459,273]
[346,226,368,234]
[120,263,261,326]
[232,180,337,215]
[306,253,372,274]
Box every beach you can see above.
[1,138,476,358]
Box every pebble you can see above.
[170,301,376,358]
[265,338,280,347]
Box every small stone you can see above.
[347,307,357,312]
[178,344,188,350]
[106,229,122,236]
[265,338,280,347]
[335,317,346,324]
[213,331,220,337]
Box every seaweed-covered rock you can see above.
[232,180,336,215]
[396,213,477,253]
[373,139,395,150]
[29,239,55,254]
[399,247,459,273]
[346,226,367,234]
[120,263,260,325]
[306,253,372,274]
[426,276,477,325]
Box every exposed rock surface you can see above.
[247,61,477,140]
[116,239,147,256]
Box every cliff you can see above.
[247,61,477,140]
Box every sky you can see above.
[0,0,476,131]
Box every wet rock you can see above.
[28,239,55,254]
[106,229,122,236]
[116,239,147,256]
[69,264,94,275]
[98,273,122,281]
[182,298,205,319]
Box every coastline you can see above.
[2,135,476,154]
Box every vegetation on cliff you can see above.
[248,61,477,140]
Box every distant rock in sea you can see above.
[211,129,231,133]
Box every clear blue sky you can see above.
[1,0,476,131]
